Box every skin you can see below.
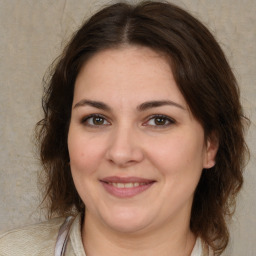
[68,46,218,256]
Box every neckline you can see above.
[65,214,205,256]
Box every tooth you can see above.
[117,183,125,188]
[124,183,133,188]
[109,182,150,188]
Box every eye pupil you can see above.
[155,117,166,125]
[93,117,104,125]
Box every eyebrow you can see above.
[73,99,185,112]
[73,99,111,111]
[137,100,186,111]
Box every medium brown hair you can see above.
[36,1,249,254]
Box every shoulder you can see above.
[0,217,65,256]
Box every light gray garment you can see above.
[0,214,208,256]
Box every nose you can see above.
[105,125,144,167]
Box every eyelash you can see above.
[81,114,175,128]
[81,114,110,127]
[143,114,175,128]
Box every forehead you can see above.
[74,46,187,107]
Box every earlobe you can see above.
[203,133,219,169]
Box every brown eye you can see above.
[154,117,168,125]
[93,117,104,125]
[82,114,110,127]
[143,115,175,128]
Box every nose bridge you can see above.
[106,121,144,166]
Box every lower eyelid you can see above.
[143,115,175,127]
[80,114,175,127]
[81,114,110,125]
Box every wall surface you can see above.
[0,0,255,255]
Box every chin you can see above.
[106,220,149,234]
[101,208,153,234]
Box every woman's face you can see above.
[68,46,217,234]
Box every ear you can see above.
[203,132,219,169]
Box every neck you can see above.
[81,212,196,256]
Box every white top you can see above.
[191,238,203,256]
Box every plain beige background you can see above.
[0,0,255,255]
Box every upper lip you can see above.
[100,176,155,184]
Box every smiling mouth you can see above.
[100,177,155,198]
[106,182,149,188]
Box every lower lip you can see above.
[101,182,154,198]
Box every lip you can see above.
[100,176,156,198]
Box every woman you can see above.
[0,1,248,255]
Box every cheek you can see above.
[147,133,205,175]
[68,130,106,175]
[67,131,107,204]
